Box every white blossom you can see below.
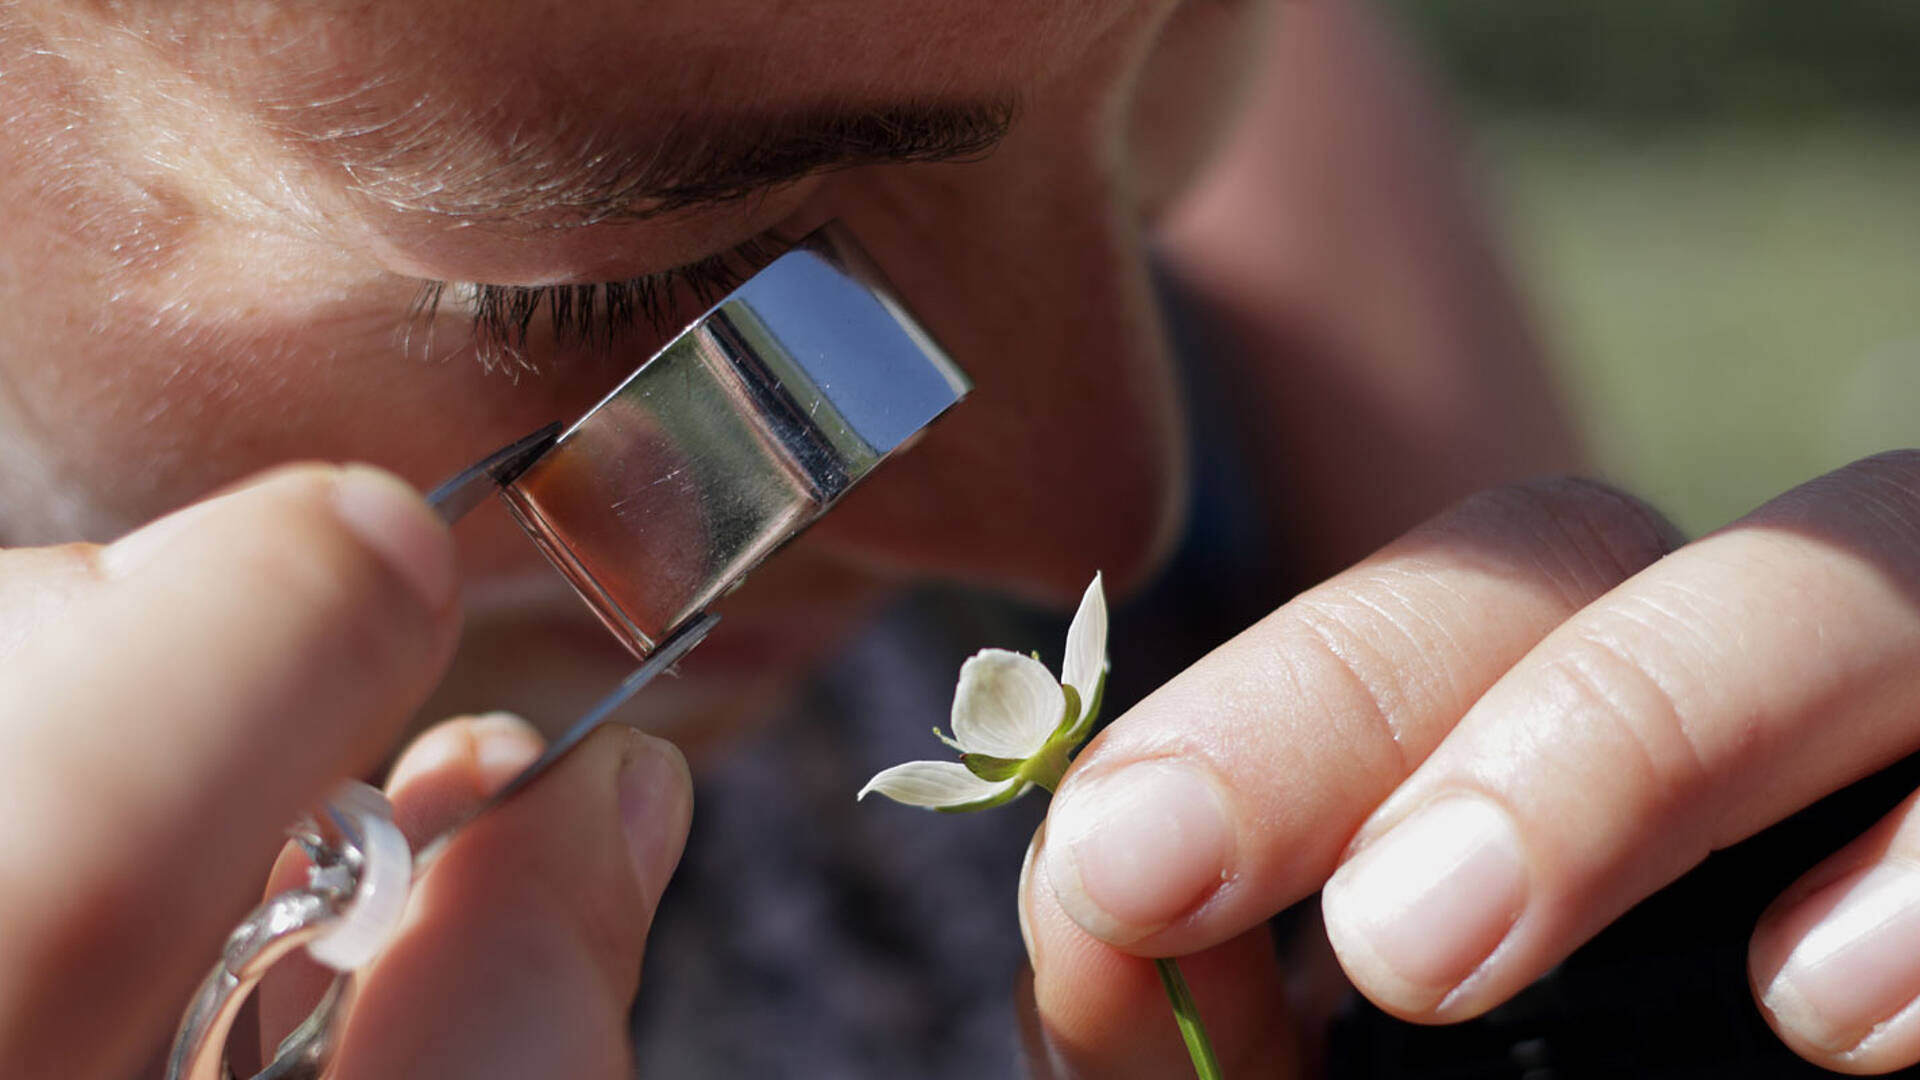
[859,573,1108,811]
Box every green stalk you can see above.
[1154,957,1223,1079]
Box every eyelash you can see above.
[409,234,785,372]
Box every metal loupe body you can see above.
[499,226,969,657]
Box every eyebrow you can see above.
[317,99,1018,226]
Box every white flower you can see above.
[859,573,1108,812]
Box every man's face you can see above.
[0,0,1249,750]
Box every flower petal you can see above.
[1061,572,1108,704]
[857,760,1019,808]
[951,648,1065,758]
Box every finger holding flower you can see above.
[1017,458,1920,1077]
[861,574,1228,1077]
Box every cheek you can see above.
[792,159,1189,607]
[0,262,636,554]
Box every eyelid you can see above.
[407,233,786,372]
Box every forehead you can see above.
[76,0,1118,276]
[162,0,1112,144]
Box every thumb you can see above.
[332,721,693,1080]
[0,464,458,1079]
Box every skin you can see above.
[0,0,1189,747]
[1,1,1914,1077]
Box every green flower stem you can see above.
[1022,739,1073,794]
[1154,957,1223,1080]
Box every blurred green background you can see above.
[1390,0,1920,533]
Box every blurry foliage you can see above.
[1383,1,1920,532]
[1391,0,1920,124]
[1487,129,1920,533]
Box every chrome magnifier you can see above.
[167,225,969,1080]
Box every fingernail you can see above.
[387,712,542,794]
[1040,760,1233,945]
[1323,795,1527,1011]
[1760,862,1920,1053]
[617,731,694,905]
[468,712,545,788]
[331,466,457,614]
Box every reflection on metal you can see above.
[500,225,970,657]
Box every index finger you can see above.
[1038,477,1678,951]
[1020,478,1679,1062]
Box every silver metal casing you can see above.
[500,226,969,657]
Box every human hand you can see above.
[0,466,692,1079]
[1020,452,1920,1075]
